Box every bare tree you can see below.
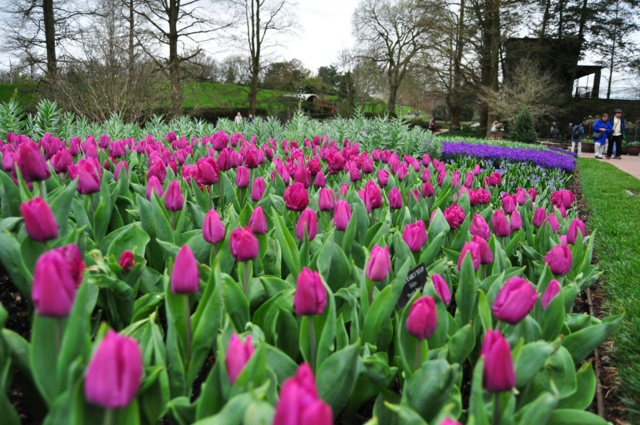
[134,0,232,117]
[352,0,434,114]
[2,0,96,79]
[478,58,566,127]
[55,0,168,122]
[225,0,297,115]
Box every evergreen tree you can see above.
[510,107,538,144]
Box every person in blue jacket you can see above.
[592,113,611,159]
[606,109,626,160]
[571,122,585,154]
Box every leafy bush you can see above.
[510,107,539,144]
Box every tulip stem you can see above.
[184,295,192,367]
[171,211,177,232]
[102,408,114,425]
[309,318,317,372]
[415,342,422,372]
[368,280,375,305]
[38,181,45,199]
[55,318,63,356]
[493,393,501,425]
[243,262,250,299]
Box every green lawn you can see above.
[577,158,640,420]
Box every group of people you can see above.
[234,112,254,124]
[569,109,626,159]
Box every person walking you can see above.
[234,112,243,124]
[247,114,254,124]
[571,122,584,154]
[606,109,626,160]
[592,113,611,159]
[565,123,573,141]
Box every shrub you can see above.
[510,107,538,144]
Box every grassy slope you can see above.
[0,83,37,106]
[577,158,640,420]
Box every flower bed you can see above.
[0,128,618,425]
[443,141,576,172]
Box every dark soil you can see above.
[569,166,627,424]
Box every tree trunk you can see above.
[168,0,182,118]
[388,82,399,115]
[577,0,589,44]
[540,0,551,38]
[43,0,57,77]
[451,0,466,130]
[128,0,135,78]
[558,0,565,39]
[248,0,260,116]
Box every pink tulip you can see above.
[472,235,493,264]
[318,188,335,211]
[225,334,254,384]
[284,182,310,211]
[230,227,259,261]
[469,214,490,240]
[491,210,510,237]
[273,363,333,425]
[20,197,59,242]
[566,219,585,244]
[366,245,391,281]
[333,200,352,231]
[249,206,268,235]
[481,330,515,393]
[294,268,327,316]
[402,221,428,253]
[431,274,451,304]
[444,203,466,230]
[458,242,481,271]
[532,208,547,228]
[406,296,438,340]
[85,330,143,409]
[541,279,561,309]
[296,209,318,241]
[118,250,135,272]
[492,277,538,324]
[171,246,200,294]
[544,245,572,275]
[388,187,403,209]
[251,177,266,202]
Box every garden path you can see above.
[578,153,640,180]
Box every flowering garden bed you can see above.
[0,115,622,425]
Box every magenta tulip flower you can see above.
[225,334,255,384]
[249,206,268,235]
[296,209,318,241]
[69,158,101,194]
[273,363,333,425]
[284,182,310,211]
[566,219,585,244]
[541,279,561,309]
[510,210,522,231]
[165,180,184,211]
[203,209,226,244]
[492,277,538,325]
[333,200,352,231]
[146,175,164,200]
[406,296,438,340]
[458,241,481,271]
[294,268,327,316]
[20,197,59,242]
[469,214,491,240]
[251,177,266,202]
[388,187,403,210]
[236,166,250,188]
[491,210,510,237]
[366,245,391,281]
[402,220,428,253]
[431,273,451,304]
[532,208,547,228]
[17,140,51,182]
[32,248,83,317]
[544,245,572,275]
[318,188,335,211]
[230,227,259,261]
[481,329,515,393]
[377,169,389,187]
[444,203,466,230]
[118,250,135,272]
[171,245,200,294]
[472,235,493,265]
[84,330,143,409]
[501,193,516,214]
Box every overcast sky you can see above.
[266,0,360,73]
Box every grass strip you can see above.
[577,158,640,420]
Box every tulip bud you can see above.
[235,166,250,188]
[477,188,491,204]
[501,193,516,214]
[544,245,572,275]
[230,227,259,261]
[284,182,310,211]
[406,296,438,340]
[197,157,219,185]
[510,210,522,231]
[366,245,391,281]
[225,334,254,384]
[441,418,463,425]
[296,209,318,241]
[32,248,82,317]
[20,197,59,242]
[294,267,327,316]
[431,274,451,304]
[251,177,266,202]
[532,208,547,228]
[469,214,490,240]
[203,209,226,244]
[333,200,352,231]
[377,169,389,187]
[491,210,510,237]
[488,172,502,187]
[69,158,101,194]
[165,180,184,211]
[171,246,200,294]
[364,180,382,212]
[118,250,135,272]
[481,330,515,393]
[273,363,333,425]
[545,213,559,233]
[249,206,268,235]
[458,242,481,271]
[541,279,561,309]
[85,330,143,409]
[402,221,428,253]
[17,140,51,182]
[515,188,527,205]
[472,235,493,264]
[314,170,326,188]
[388,187,403,210]
[318,188,335,211]
[146,175,164,200]
[566,219,585,244]
[492,277,538,325]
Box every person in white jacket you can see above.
[234,112,243,124]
